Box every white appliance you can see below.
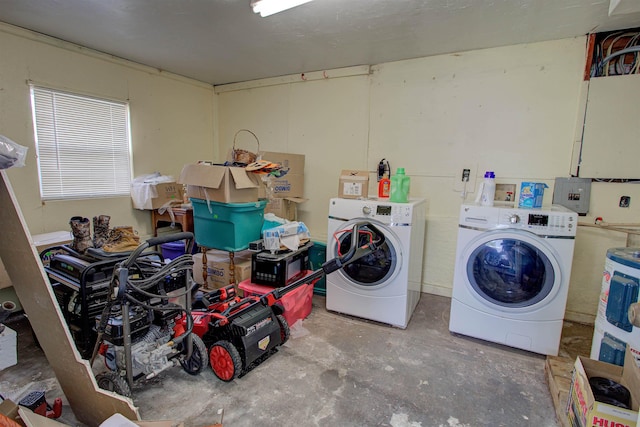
[449,203,577,356]
[326,197,426,328]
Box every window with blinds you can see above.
[30,86,132,200]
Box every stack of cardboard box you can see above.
[192,249,252,291]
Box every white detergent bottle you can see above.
[477,171,496,206]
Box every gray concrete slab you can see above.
[1,293,589,426]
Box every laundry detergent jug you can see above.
[390,168,410,203]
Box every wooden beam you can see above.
[0,170,139,425]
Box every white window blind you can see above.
[30,86,132,200]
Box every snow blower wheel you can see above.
[276,314,290,345]
[179,334,208,375]
[210,340,242,382]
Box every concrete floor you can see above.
[0,293,593,427]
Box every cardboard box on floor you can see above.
[259,152,305,199]
[567,348,640,427]
[338,170,369,199]
[179,162,260,203]
[193,249,252,290]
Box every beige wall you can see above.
[3,22,639,324]
[216,37,640,324]
[0,23,215,238]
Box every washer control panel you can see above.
[500,208,576,236]
[459,204,577,236]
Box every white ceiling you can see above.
[1,0,640,86]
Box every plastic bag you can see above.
[0,135,28,169]
[262,221,310,253]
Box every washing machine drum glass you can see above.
[336,225,396,286]
[467,238,555,307]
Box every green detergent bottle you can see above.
[389,167,410,203]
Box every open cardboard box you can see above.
[179,162,260,203]
[131,181,184,210]
[567,348,640,427]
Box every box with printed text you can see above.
[192,249,253,290]
[259,152,305,199]
[567,348,640,427]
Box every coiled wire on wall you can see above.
[591,30,640,77]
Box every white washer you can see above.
[449,203,577,356]
[326,197,426,328]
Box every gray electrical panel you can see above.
[552,177,591,216]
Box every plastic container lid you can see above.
[396,167,405,175]
[606,247,640,269]
[484,171,495,178]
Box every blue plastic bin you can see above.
[160,239,197,260]
[309,241,327,295]
[191,198,267,252]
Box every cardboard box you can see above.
[179,163,259,203]
[264,197,307,221]
[338,170,369,199]
[567,348,640,427]
[0,399,19,422]
[259,152,305,199]
[132,182,184,210]
[193,249,252,290]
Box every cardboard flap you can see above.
[229,167,259,190]
[284,197,308,204]
[340,170,369,181]
[261,151,305,173]
[178,164,225,189]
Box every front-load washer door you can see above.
[463,229,562,311]
[329,219,402,291]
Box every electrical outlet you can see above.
[620,196,630,208]
[453,164,477,192]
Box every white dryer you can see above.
[449,203,577,356]
[326,197,426,328]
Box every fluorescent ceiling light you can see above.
[251,0,313,17]
[609,0,640,16]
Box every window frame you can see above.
[30,85,133,201]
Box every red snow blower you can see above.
[182,221,385,382]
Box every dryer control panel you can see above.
[329,198,426,226]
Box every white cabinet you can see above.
[579,74,640,178]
